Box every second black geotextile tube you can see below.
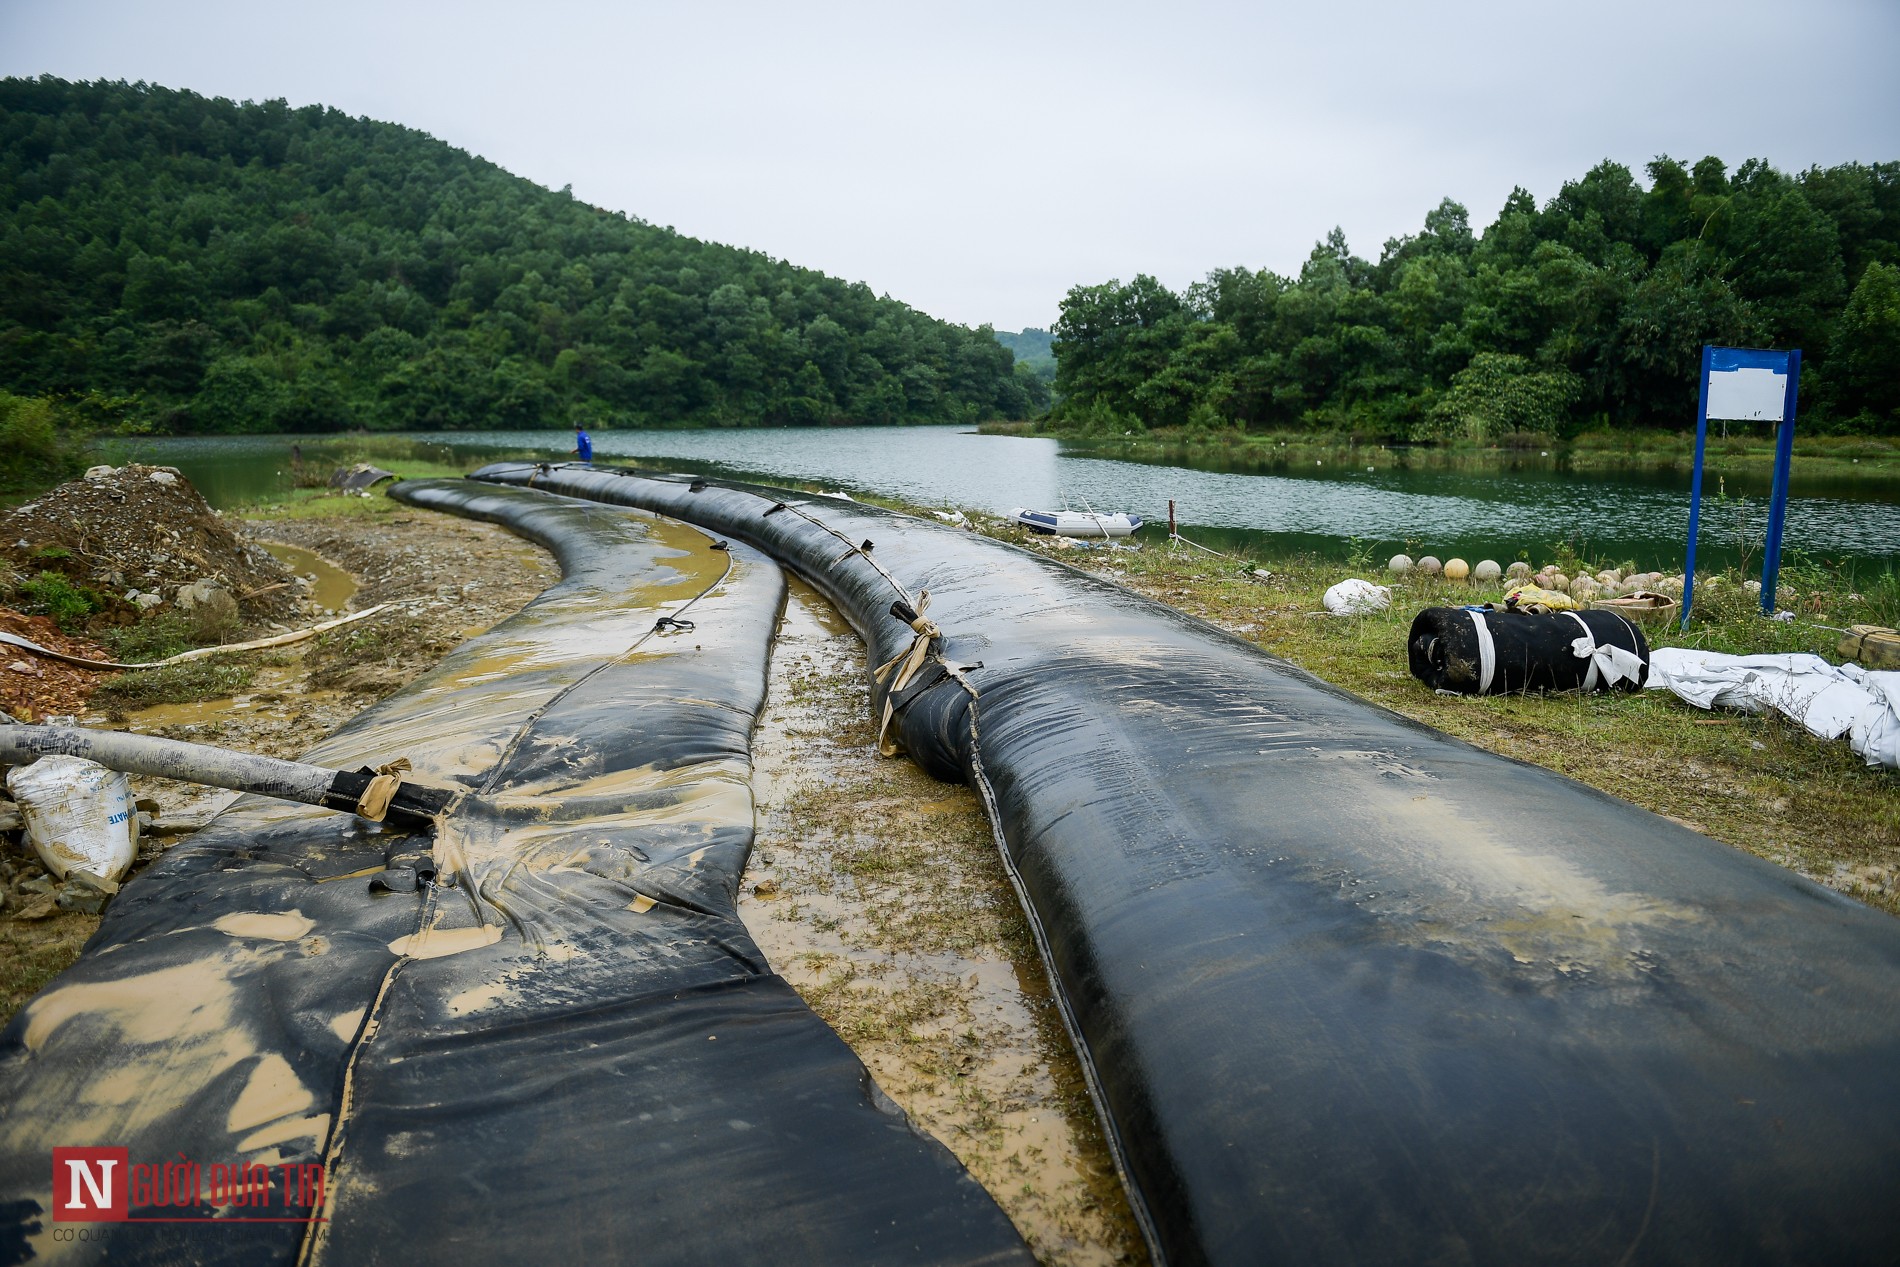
[477,461,1900,1267]
[0,480,1031,1267]
[1406,604,1651,694]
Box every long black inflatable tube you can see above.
[0,481,1031,1266]
[477,462,1900,1267]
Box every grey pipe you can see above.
[0,725,452,826]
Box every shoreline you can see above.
[986,420,1900,481]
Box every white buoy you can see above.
[1473,560,1501,583]
[1417,556,1443,575]
[1388,554,1414,574]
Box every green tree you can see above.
[1423,352,1581,441]
[1829,260,1900,426]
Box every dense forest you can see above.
[1051,158,1900,439]
[993,327,1056,383]
[0,76,1047,436]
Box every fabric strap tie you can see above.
[874,592,943,757]
[356,758,413,822]
[1465,608,1497,694]
[1563,612,1644,690]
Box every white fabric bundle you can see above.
[1646,648,1900,770]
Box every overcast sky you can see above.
[4,0,1897,332]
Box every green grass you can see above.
[15,572,105,632]
[101,612,201,663]
[0,911,98,1026]
[91,655,257,708]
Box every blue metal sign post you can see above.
[1681,346,1801,629]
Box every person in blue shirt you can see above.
[572,424,593,463]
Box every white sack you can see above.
[1323,579,1391,616]
[5,754,137,886]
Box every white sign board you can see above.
[1705,365,1788,422]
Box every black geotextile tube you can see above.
[475,462,1900,1267]
[0,480,1031,1267]
[1407,605,1651,694]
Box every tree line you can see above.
[0,76,1047,436]
[1050,158,1899,439]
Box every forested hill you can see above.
[994,327,1056,383]
[0,76,1047,434]
[1052,158,1900,438]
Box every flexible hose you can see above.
[0,725,451,826]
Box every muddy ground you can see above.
[0,490,1145,1266]
[743,580,1143,1264]
[2,503,559,1019]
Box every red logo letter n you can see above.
[52,1147,128,1222]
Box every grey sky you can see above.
[4,0,1897,332]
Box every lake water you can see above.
[102,426,1900,576]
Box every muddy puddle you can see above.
[258,540,359,611]
[743,578,1146,1266]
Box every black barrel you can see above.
[1409,604,1651,694]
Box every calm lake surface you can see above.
[104,426,1900,575]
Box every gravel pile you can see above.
[1,464,296,620]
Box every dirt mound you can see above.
[1,465,296,620]
[0,610,111,722]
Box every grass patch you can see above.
[233,486,411,521]
[15,572,105,632]
[303,614,453,695]
[233,442,546,520]
[92,654,256,708]
[0,912,99,1026]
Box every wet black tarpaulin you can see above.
[478,463,1900,1267]
[0,481,1030,1267]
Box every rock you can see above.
[7,661,39,676]
[174,578,223,610]
[147,470,177,486]
[1388,554,1414,574]
[1416,556,1443,575]
[10,893,56,921]
[84,465,117,480]
[752,878,782,900]
[1443,558,1470,581]
[1473,560,1502,583]
[55,879,109,915]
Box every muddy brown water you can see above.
[744,578,1147,1265]
[257,541,360,611]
